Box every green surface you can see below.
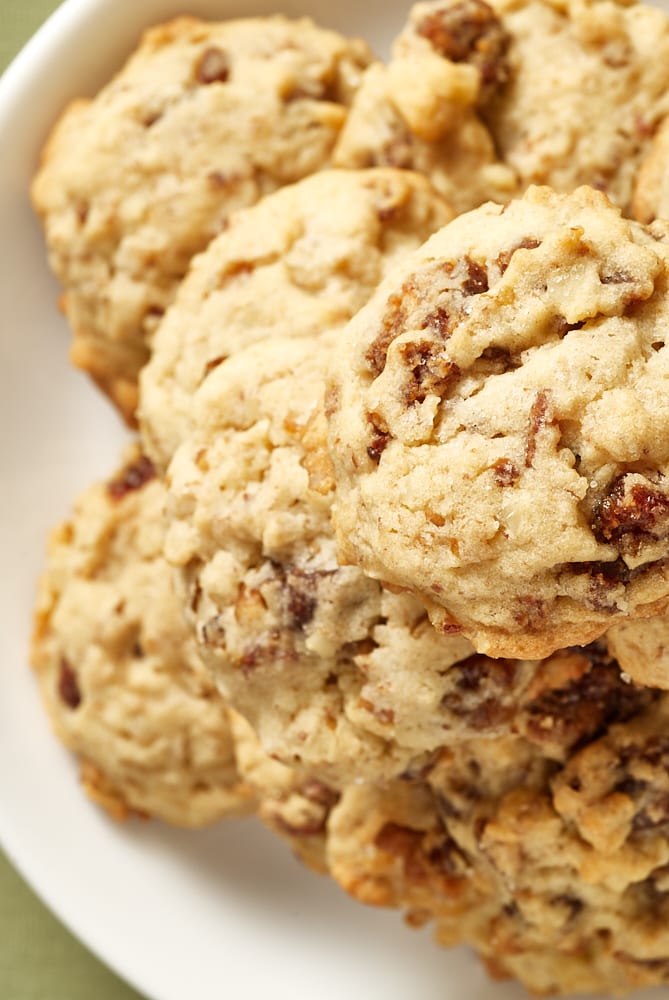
[1,7,146,1000]
[0,0,63,73]
[0,850,146,1000]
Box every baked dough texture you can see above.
[165,334,521,783]
[634,116,669,225]
[333,0,519,214]
[607,610,669,689]
[483,0,669,211]
[326,642,669,996]
[164,327,652,786]
[328,184,669,658]
[334,0,669,216]
[140,167,453,471]
[229,710,336,874]
[31,445,254,827]
[31,16,371,422]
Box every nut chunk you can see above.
[327,184,669,659]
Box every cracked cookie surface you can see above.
[333,0,519,214]
[164,334,539,783]
[328,185,669,658]
[31,445,254,827]
[326,642,669,996]
[31,16,371,422]
[140,167,452,470]
[334,0,669,217]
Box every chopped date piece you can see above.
[366,261,469,375]
[400,340,460,406]
[524,660,653,752]
[491,458,519,486]
[281,566,337,630]
[286,578,318,629]
[592,476,669,550]
[375,820,466,880]
[367,433,390,463]
[461,256,489,295]
[441,655,519,731]
[107,455,156,501]
[579,558,631,586]
[367,411,391,463]
[366,287,412,376]
[416,0,510,100]
[58,658,81,709]
[420,306,452,338]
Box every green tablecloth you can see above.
[1,4,146,998]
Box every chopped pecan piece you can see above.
[462,256,489,295]
[195,46,230,84]
[524,390,552,468]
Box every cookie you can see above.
[164,323,649,785]
[327,642,669,996]
[607,610,669,689]
[333,65,518,216]
[31,446,254,827]
[327,184,669,658]
[165,333,505,783]
[229,710,336,875]
[482,0,669,212]
[335,0,669,218]
[139,167,453,470]
[633,115,669,224]
[165,335,404,783]
[31,16,371,422]
[332,0,519,214]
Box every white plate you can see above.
[1,2,668,999]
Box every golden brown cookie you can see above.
[327,185,669,658]
[335,0,669,218]
[31,445,254,827]
[31,16,371,422]
[333,0,519,214]
[634,116,669,224]
[327,641,669,996]
[139,167,452,470]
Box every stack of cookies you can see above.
[29,1,669,994]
